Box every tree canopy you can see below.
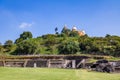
[0,27,120,57]
[15,31,33,44]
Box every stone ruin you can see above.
[91,59,120,73]
[0,55,89,69]
[0,55,120,73]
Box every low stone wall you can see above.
[0,61,4,66]
[4,61,25,67]
[26,60,48,67]
[0,55,90,68]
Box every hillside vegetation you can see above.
[0,27,120,57]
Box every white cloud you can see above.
[19,22,33,29]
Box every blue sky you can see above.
[0,0,120,44]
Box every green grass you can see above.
[0,67,120,80]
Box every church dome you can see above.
[82,30,85,34]
[72,26,77,31]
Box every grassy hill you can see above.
[1,31,120,57]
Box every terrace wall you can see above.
[0,61,4,66]
[0,55,90,68]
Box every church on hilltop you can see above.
[72,26,86,36]
[61,25,86,36]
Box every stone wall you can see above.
[26,60,48,67]
[0,61,4,66]
[0,55,90,68]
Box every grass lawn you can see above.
[0,67,120,80]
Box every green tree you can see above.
[61,27,71,36]
[15,40,39,55]
[15,38,24,44]
[78,36,91,52]
[20,31,33,40]
[58,40,80,54]
[4,40,13,46]
[15,31,33,44]
[42,34,57,46]
[4,40,14,52]
[69,31,79,37]
[0,43,4,53]
[55,27,59,34]
[105,34,111,38]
